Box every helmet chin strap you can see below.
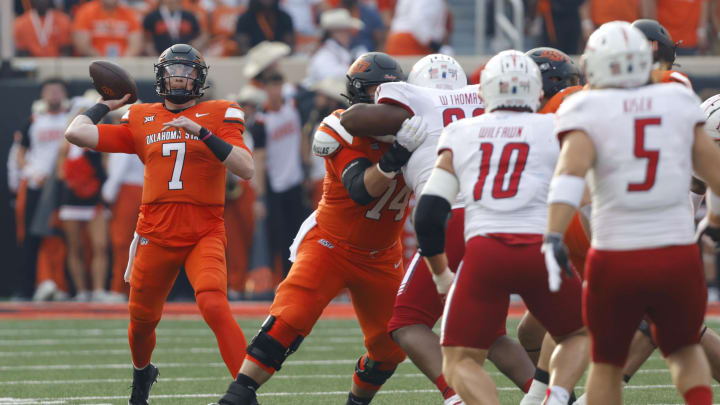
[165,94,194,104]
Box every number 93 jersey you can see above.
[554,83,705,250]
[375,82,484,196]
[437,111,559,240]
[95,100,249,246]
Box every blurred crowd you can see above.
[12,0,720,59]
[12,0,454,58]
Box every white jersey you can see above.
[437,111,559,240]
[375,82,484,197]
[22,111,69,188]
[555,83,704,250]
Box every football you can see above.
[89,60,138,104]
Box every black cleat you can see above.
[128,363,159,405]
[215,381,260,405]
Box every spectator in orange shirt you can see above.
[72,0,142,56]
[143,0,204,55]
[14,0,73,57]
[579,0,653,41]
[649,0,710,54]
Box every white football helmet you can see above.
[582,21,652,89]
[407,54,467,90]
[701,94,720,141]
[480,50,543,113]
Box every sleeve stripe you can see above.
[121,110,130,121]
[225,107,246,120]
[321,114,354,144]
[377,97,415,116]
[224,119,244,124]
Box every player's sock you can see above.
[543,386,569,405]
[520,369,549,405]
[568,390,576,404]
[128,318,159,369]
[434,374,458,399]
[196,290,248,376]
[623,374,632,384]
[523,378,533,393]
[346,392,373,405]
[535,368,550,385]
[234,374,260,392]
[683,385,712,405]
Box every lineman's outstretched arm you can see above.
[340,103,411,137]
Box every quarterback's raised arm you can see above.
[65,95,131,148]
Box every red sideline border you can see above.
[2,302,720,320]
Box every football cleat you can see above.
[444,393,464,405]
[128,363,159,405]
[214,381,260,405]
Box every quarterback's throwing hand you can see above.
[395,116,428,152]
[542,233,573,292]
[162,116,202,136]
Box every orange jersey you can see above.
[72,1,141,56]
[540,85,583,114]
[314,110,411,251]
[13,10,72,57]
[652,69,693,89]
[540,85,590,274]
[96,100,249,247]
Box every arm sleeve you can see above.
[326,144,367,180]
[96,123,136,154]
[375,82,416,115]
[554,92,592,143]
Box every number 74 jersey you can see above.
[95,100,249,246]
[438,111,559,240]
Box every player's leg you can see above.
[517,311,546,365]
[699,327,720,382]
[520,242,588,405]
[218,229,346,405]
[440,236,511,405]
[520,333,557,405]
[126,239,185,404]
[581,248,648,405]
[486,335,535,393]
[649,244,712,404]
[388,209,466,402]
[442,346,499,405]
[346,248,406,404]
[185,230,247,377]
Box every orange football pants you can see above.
[564,212,590,278]
[109,184,142,295]
[263,226,407,368]
[127,227,246,376]
[224,181,255,292]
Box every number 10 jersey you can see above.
[95,100,249,247]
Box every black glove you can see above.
[378,141,412,174]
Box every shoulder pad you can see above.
[320,112,353,145]
[312,129,342,157]
[668,71,692,89]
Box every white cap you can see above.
[243,41,291,79]
[320,8,364,31]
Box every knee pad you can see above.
[246,316,304,371]
[353,355,397,388]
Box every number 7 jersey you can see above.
[437,111,558,241]
[95,100,249,246]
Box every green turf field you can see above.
[0,317,719,404]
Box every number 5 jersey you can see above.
[95,100,249,247]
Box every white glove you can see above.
[432,268,455,295]
[395,115,428,153]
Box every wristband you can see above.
[548,175,585,208]
[82,103,111,125]
[199,127,233,162]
